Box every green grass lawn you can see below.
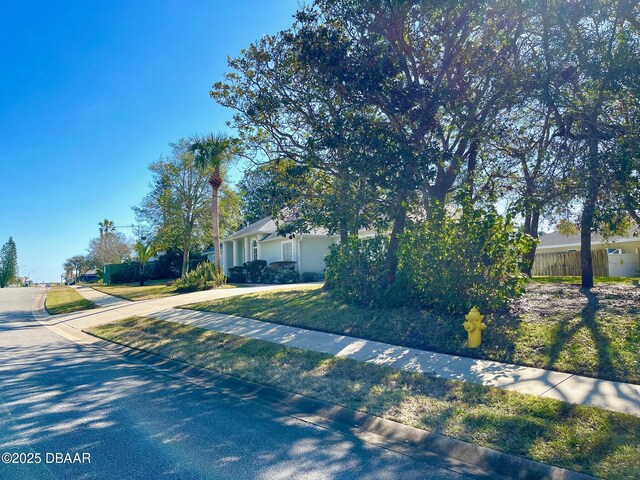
[85,316,640,479]
[45,286,98,315]
[182,281,640,384]
[92,279,179,301]
[92,278,238,301]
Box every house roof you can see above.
[224,214,342,242]
[538,228,639,248]
[225,216,277,240]
[260,226,333,242]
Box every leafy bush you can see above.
[228,260,300,284]
[301,271,324,282]
[175,262,226,292]
[227,266,247,283]
[109,263,140,284]
[154,248,207,279]
[245,260,268,283]
[325,205,533,312]
[324,235,389,306]
[398,204,532,312]
[270,262,299,283]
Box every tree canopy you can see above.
[213,0,640,289]
[134,139,243,276]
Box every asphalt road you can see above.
[0,288,468,480]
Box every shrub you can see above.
[324,235,389,306]
[228,260,300,284]
[245,260,268,283]
[175,262,226,292]
[109,263,140,284]
[301,271,324,282]
[270,263,299,283]
[227,266,246,283]
[397,204,533,312]
[324,204,533,312]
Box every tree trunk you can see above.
[212,186,221,271]
[522,208,540,277]
[339,226,348,245]
[181,237,191,277]
[581,140,600,289]
[384,202,407,285]
[580,203,595,288]
[139,263,145,286]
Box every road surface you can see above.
[0,287,467,480]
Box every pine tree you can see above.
[0,237,18,288]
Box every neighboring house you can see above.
[203,246,218,264]
[221,216,340,276]
[536,228,640,277]
[80,269,98,283]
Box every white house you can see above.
[537,228,640,277]
[220,216,340,276]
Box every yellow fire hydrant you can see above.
[463,307,486,348]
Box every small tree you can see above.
[134,140,215,277]
[0,237,18,288]
[88,219,131,269]
[133,241,157,286]
[63,255,93,284]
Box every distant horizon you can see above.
[0,0,300,282]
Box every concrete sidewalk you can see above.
[153,308,640,417]
[72,285,131,307]
[70,285,640,417]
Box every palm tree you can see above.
[189,133,236,271]
[133,241,157,286]
[99,219,115,237]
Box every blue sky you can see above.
[0,0,300,282]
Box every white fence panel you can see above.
[608,254,640,277]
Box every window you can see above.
[607,248,622,254]
[567,249,577,253]
[282,241,293,261]
[252,239,258,261]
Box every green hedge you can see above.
[325,204,533,312]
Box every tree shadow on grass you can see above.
[545,288,626,382]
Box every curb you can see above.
[88,339,601,480]
[31,294,598,480]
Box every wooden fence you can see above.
[532,250,609,277]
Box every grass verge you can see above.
[182,282,640,384]
[45,286,98,315]
[85,316,640,479]
[91,279,179,301]
[93,279,237,301]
